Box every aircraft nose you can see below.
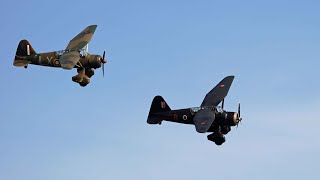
[94,56,102,68]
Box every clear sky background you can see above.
[1,0,320,179]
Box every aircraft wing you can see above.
[65,25,97,51]
[193,108,215,133]
[201,76,235,107]
[59,51,81,69]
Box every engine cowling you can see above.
[88,55,102,69]
[225,112,239,126]
[215,111,239,126]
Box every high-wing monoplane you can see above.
[147,76,242,145]
[13,25,107,87]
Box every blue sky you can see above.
[1,0,320,179]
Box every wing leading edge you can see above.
[65,25,97,51]
[201,76,235,107]
[193,76,235,133]
[60,25,97,69]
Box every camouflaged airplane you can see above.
[147,76,242,145]
[13,25,107,87]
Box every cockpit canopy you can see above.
[190,106,223,113]
[54,48,87,57]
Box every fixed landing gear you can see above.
[79,77,90,87]
[207,133,226,145]
[77,68,95,78]
[220,126,231,135]
[73,68,91,87]
[24,65,28,69]
[85,68,94,78]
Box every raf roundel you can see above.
[182,115,188,120]
[53,59,60,66]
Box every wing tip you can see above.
[225,75,235,80]
[195,128,207,133]
[88,25,98,29]
[195,124,209,133]
[60,64,74,70]
[222,75,235,83]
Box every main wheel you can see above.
[72,75,83,83]
[207,133,226,145]
[79,82,88,87]
[79,76,90,87]
[214,136,226,146]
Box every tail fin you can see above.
[14,40,36,67]
[147,96,171,124]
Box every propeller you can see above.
[237,102,242,126]
[101,50,107,77]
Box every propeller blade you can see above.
[102,63,105,77]
[102,50,106,60]
[238,102,241,117]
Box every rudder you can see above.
[147,96,171,124]
[14,40,36,67]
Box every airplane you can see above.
[147,76,242,145]
[13,25,107,87]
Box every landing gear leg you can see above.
[72,68,85,83]
[207,126,226,145]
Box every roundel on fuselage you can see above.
[53,59,61,67]
[182,115,188,120]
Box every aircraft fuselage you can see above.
[15,52,102,69]
[150,108,238,133]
